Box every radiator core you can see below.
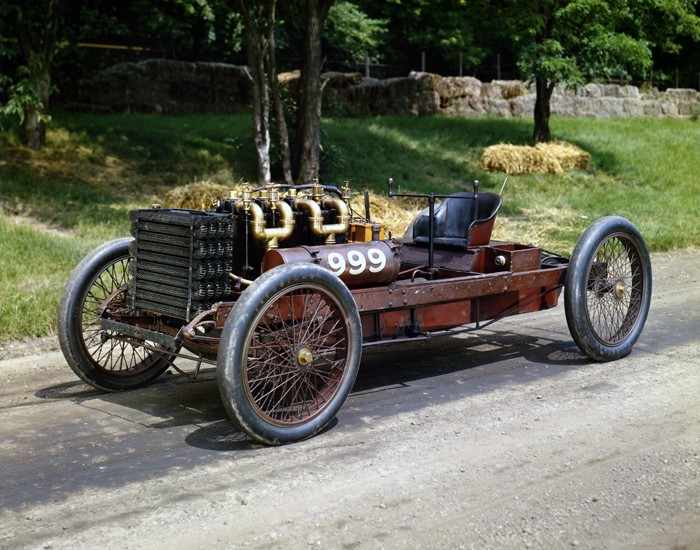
[128,209,236,320]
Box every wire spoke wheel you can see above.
[565,217,652,361]
[58,238,176,390]
[244,285,350,426]
[79,257,164,377]
[218,263,362,445]
[584,234,644,345]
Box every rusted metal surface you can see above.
[351,265,566,314]
[262,240,402,288]
[210,260,565,344]
[483,244,542,273]
[124,183,569,354]
[468,215,499,246]
[398,241,482,273]
[213,302,235,330]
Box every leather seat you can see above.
[412,192,502,248]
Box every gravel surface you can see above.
[0,249,698,550]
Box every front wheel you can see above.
[217,262,362,445]
[58,238,177,391]
[565,216,652,361]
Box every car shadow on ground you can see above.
[5,329,592,510]
[33,327,589,455]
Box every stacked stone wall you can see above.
[332,71,700,119]
[59,59,700,119]
[59,59,252,114]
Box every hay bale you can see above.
[350,193,426,237]
[480,141,590,175]
[162,181,233,210]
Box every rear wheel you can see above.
[565,216,652,361]
[218,263,362,445]
[58,238,176,391]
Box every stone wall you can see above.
[59,59,252,114]
[329,71,700,119]
[60,59,700,119]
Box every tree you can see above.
[355,0,485,76]
[241,0,274,185]
[324,1,387,69]
[240,0,339,184]
[266,2,293,185]
[239,0,292,185]
[292,0,336,183]
[495,0,700,144]
[2,0,62,150]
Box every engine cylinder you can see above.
[262,240,401,288]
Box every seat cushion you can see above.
[412,192,502,248]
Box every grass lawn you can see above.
[1,112,698,342]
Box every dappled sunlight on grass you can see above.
[53,111,256,184]
[325,116,565,194]
[324,115,700,251]
[1,112,699,342]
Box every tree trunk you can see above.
[292,0,335,183]
[20,108,45,150]
[532,76,555,144]
[241,1,272,185]
[266,0,293,185]
[14,0,61,150]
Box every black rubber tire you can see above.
[217,262,362,445]
[58,238,175,391]
[565,216,652,361]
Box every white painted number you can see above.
[367,248,386,273]
[327,252,346,276]
[347,250,366,275]
[326,248,388,277]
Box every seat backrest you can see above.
[412,191,502,248]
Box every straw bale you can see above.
[480,141,590,175]
[162,181,233,210]
[350,193,426,237]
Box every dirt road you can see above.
[1,250,698,550]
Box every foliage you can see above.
[4,0,697,86]
[355,0,486,73]
[500,0,700,84]
[325,1,387,66]
[635,0,700,54]
[65,0,246,61]
[488,0,699,143]
[0,66,50,125]
[517,39,584,88]
[1,0,62,149]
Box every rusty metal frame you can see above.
[351,265,566,313]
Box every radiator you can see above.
[128,209,236,320]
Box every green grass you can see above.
[1,112,699,343]
[0,222,89,340]
[323,116,700,250]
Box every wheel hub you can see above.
[614,281,627,300]
[296,347,314,369]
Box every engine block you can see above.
[127,183,356,321]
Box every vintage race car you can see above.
[57,179,652,445]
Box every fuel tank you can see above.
[261,240,402,288]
